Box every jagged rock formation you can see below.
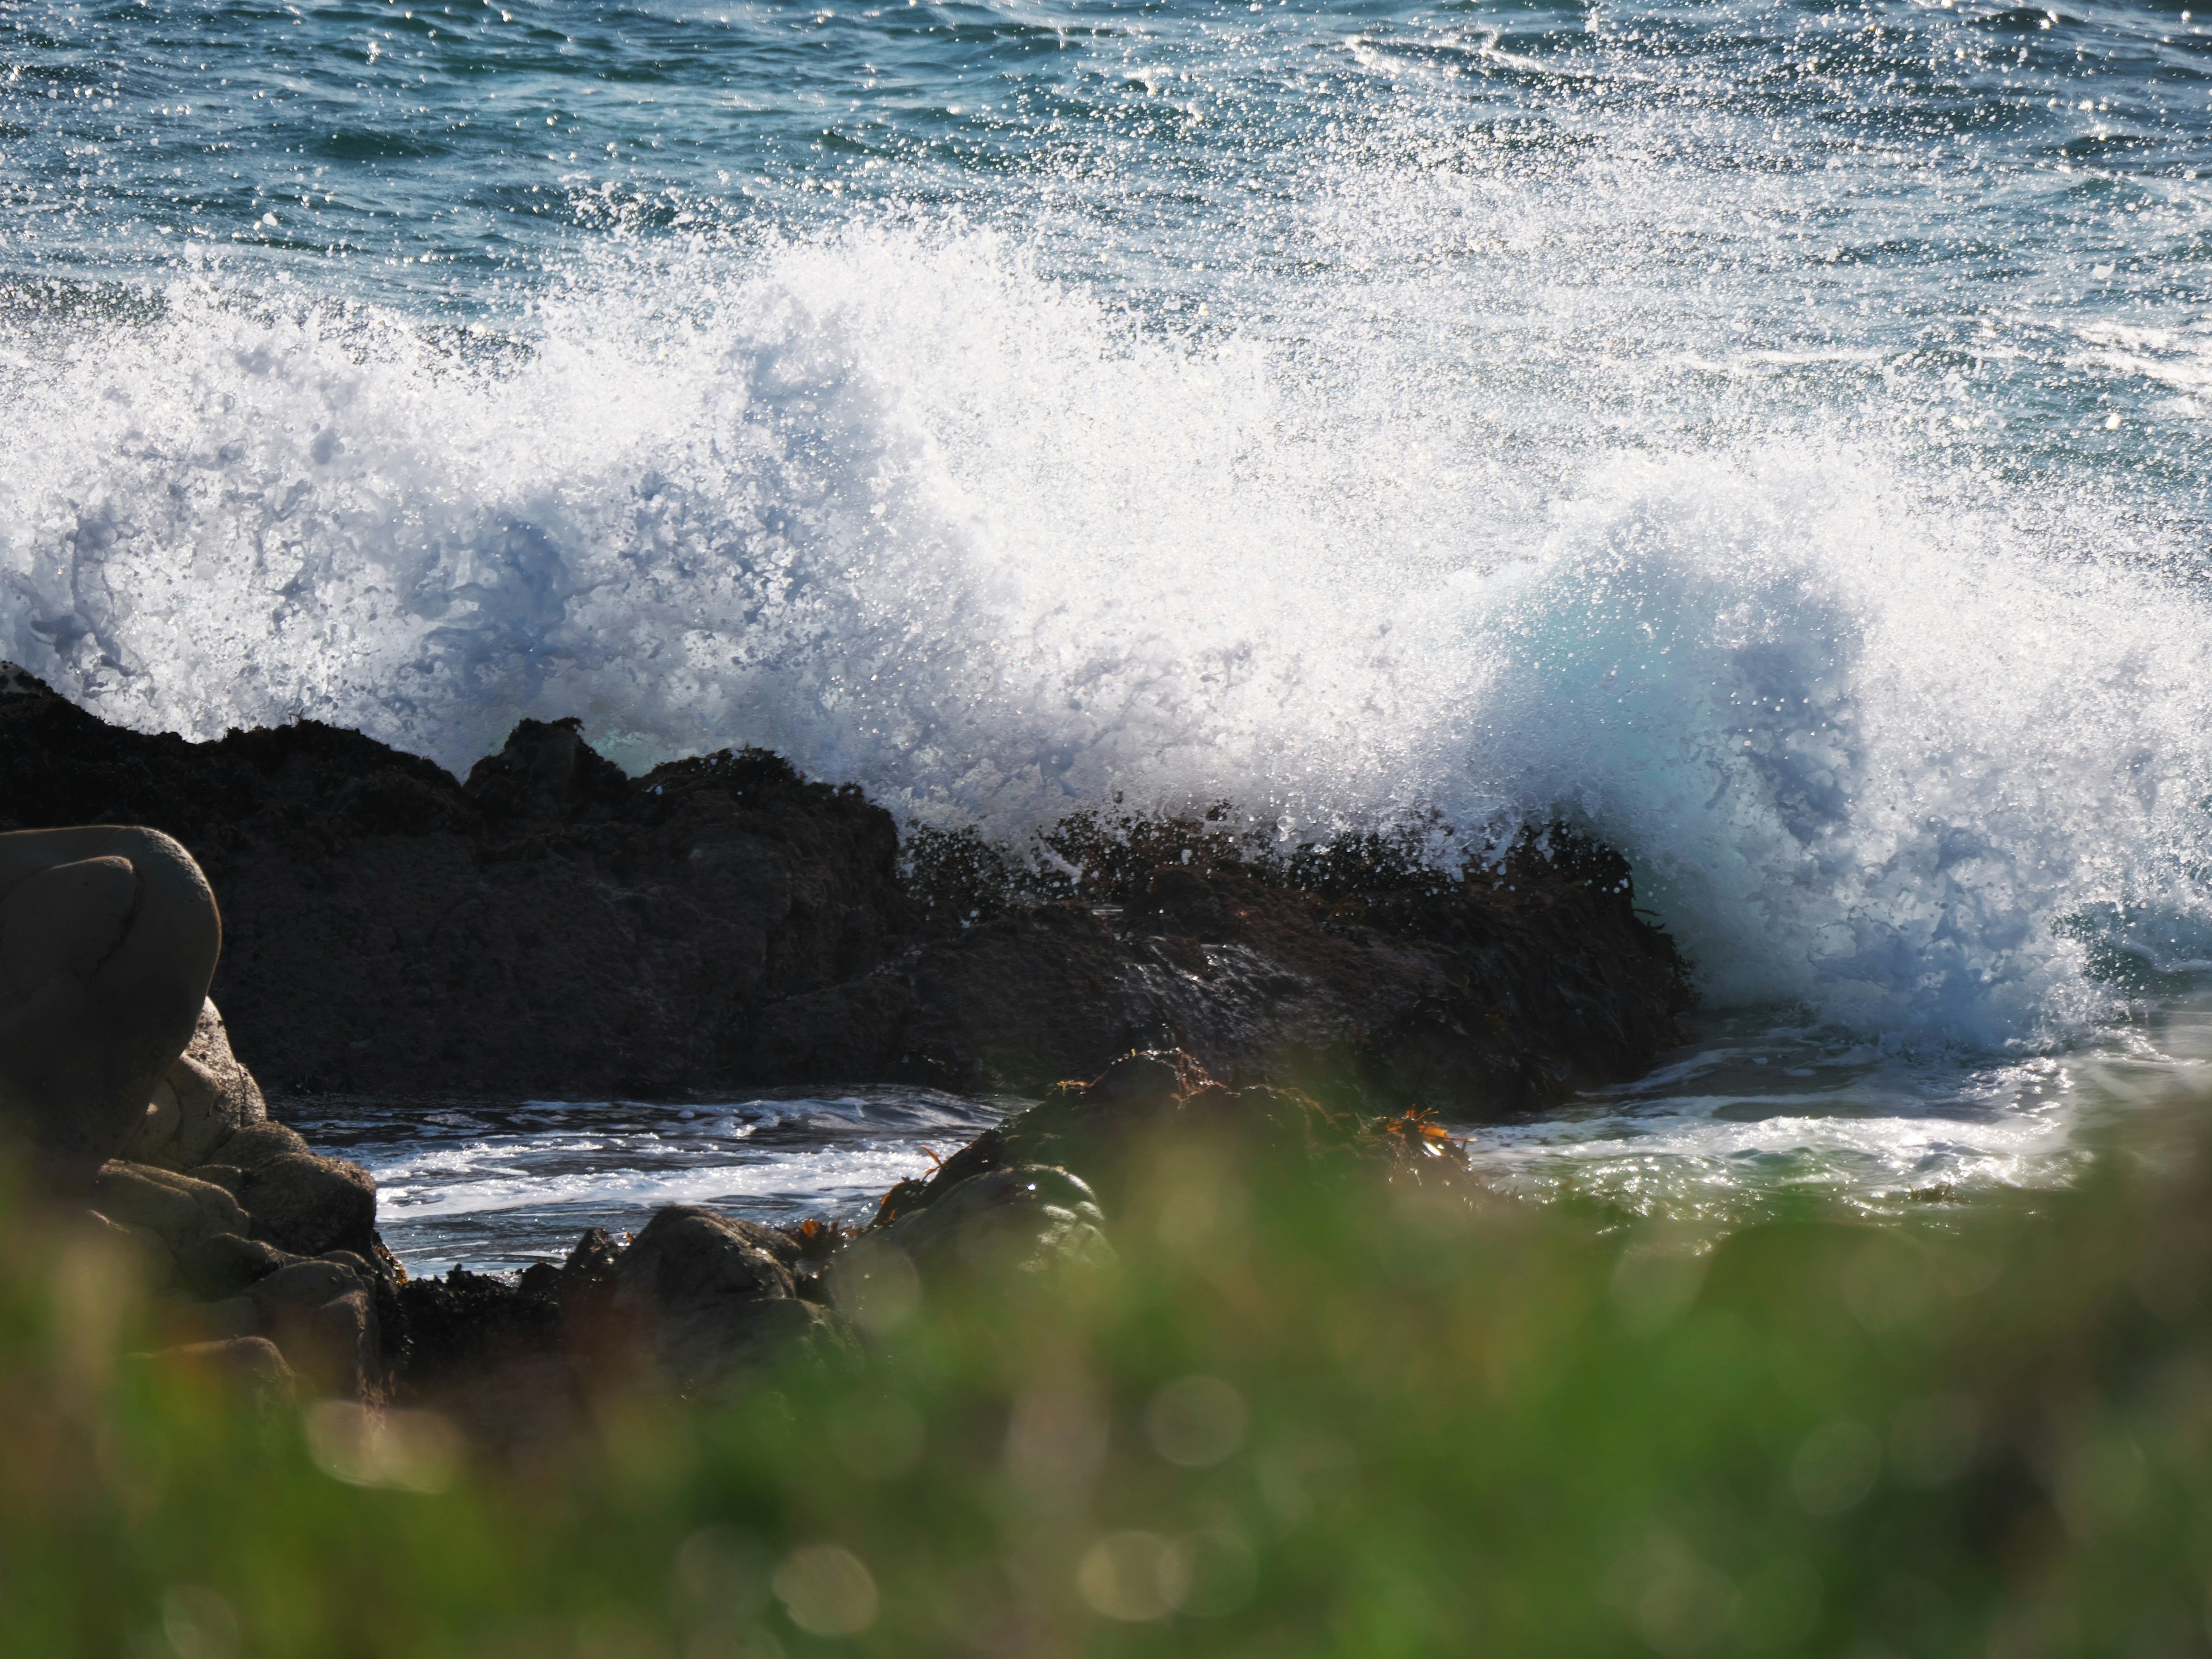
[0,665,1690,1113]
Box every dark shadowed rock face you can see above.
[0,678,907,1099]
[0,666,1691,1116]
[759,846,1691,1114]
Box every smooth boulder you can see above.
[89,1162,252,1255]
[0,827,222,1178]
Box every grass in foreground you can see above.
[6,1103,2212,1659]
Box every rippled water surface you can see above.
[9,0,2212,1249]
[293,1089,1005,1275]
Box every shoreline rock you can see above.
[0,665,1691,1116]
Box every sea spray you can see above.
[5,225,2211,1047]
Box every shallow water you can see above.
[9,0,2212,1238]
[1465,976,2212,1225]
[293,1088,1006,1275]
[302,973,2212,1275]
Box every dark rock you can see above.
[176,1232,294,1301]
[236,1149,377,1262]
[609,1206,857,1393]
[876,1050,1363,1220]
[557,1226,622,1333]
[671,1297,857,1388]
[0,664,1688,1117]
[132,1336,297,1411]
[0,668,908,1100]
[249,1257,368,1315]
[862,1165,1112,1280]
[393,1266,564,1392]
[562,1226,620,1282]
[612,1206,800,1309]
[463,718,632,830]
[0,824,221,1178]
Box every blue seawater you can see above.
[6,0,2212,1238]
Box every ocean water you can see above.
[6,0,2212,1255]
[289,1090,1005,1275]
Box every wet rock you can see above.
[869,1166,1112,1279]
[611,1206,855,1393]
[1127,865,1233,941]
[0,665,1687,1116]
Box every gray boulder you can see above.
[248,1256,381,1400]
[201,1122,377,1262]
[121,999,269,1170]
[89,1161,251,1254]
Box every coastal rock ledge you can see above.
[0,665,1690,1114]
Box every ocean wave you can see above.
[3,224,2209,1049]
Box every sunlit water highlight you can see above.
[8,0,2212,1256]
[293,1089,1005,1276]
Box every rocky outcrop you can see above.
[0,824,222,1178]
[609,1207,857,1393]
[861,1166,1112,1281]
[0,665,1690,1116]
[61,991,400,1403]
[0,683,907,1100]
[122,999,268,1169]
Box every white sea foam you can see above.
[3,221,2210,1050]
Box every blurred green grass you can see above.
[8,1101,2212,1659]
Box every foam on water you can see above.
[5,222,2210,1047]
[7,0,2212,1243]
[296,1089,1003,1275]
